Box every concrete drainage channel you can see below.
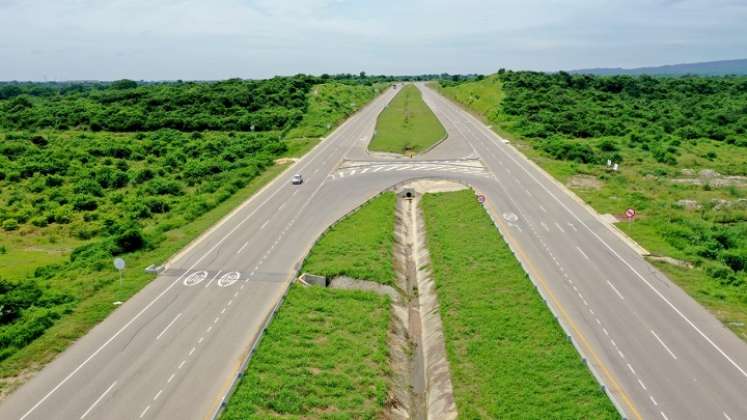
[305,180,461,419]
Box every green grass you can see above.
[302,193,396,286]
[369,84,446,156]
[0,153,308,398]
[422,190,617,418]
[432,75,503,118]
[286,82,384,139]
[220,285,391,419]
[437,75,747,343]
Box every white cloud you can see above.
[0,0,745,80]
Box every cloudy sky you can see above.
[1,0,746,80]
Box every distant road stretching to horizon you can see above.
[1,83,746,420]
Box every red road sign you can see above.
[477,194,486,204]
[625,208,636,219]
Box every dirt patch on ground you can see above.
[672,169,747,188]
[567,175,603,190]
[274,157,299,165]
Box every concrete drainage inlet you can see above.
[389,186,458,420]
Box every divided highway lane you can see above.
[421,83,747,419]
[0,87,400,420]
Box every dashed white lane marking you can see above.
[651,330,678,360]
[139,405,151,418]
[167,373,175,384]
[603,328,609,336]
[554,222,565,233]
[650,395,658,406]
[575,246,590,260]
[724,412,733,420]
[227,299,233,306]
[206,326,212,333]
[660,411,669,420]
[236,241,249,254]
[220,308,226,315]
[178,360,186,369]
[566,222,578,232]
[638,378,648,390]
[617,350,625,359]
[259,220,269,230]
[540,222,550,232]
[198,337,204,344]
[204,270,222,289]
[291,190,299,197]
[539,205,547,213]
[153,390,162,401]
[156,313,182,340]
[80,381,116,419]
[627,363,637,375]
[213,317,219,324]
[188,347,196,356]
[607,281,625,300]
[278,202,286,211]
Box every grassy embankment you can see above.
[422,189,617,418]
[221,193,396,418]
[369,84,446,156]
[435,73,747,341]
[0,82,380,397]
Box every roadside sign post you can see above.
[625,208,636,223]
[476,194,486,204]
[113,258,126,305]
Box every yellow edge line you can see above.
[487,199,643,420]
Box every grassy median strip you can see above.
[302,192,396,286]
[223,194,397,418]
[421,189,617,418]
[221,285,391,419]
[369,84,446,156]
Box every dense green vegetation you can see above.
[0,76,386,132]
[223,194,397,418]
[369,84,446,155]
[438,71,747,340]
[422,189,617,418]
[0,76,384,393]
[302,193,396,286]
[220,285,391,419]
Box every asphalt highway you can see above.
[1,83,746,420]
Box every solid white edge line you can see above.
[474,112,747,379]
[155,313,182,340]
[79,381,116,419]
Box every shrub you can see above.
[2,219,18,231]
